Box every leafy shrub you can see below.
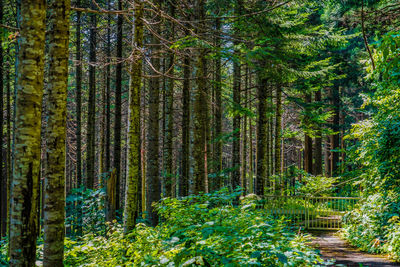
[342,192,400,260]
[65,189,326,266]
[66,187,107,235]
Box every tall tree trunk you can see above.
[275,85,282,192]
[232,0,242,193]
[86,1,97,189]
[114,0,123,213]
[193,0,208,194]
[43,0,70,265]
[0,0,4,238]
[105,0,111,176]
[265,85,271,190]
[9,1,46,265]
[164,0,175,197]
[6,47,11,239]
[105,0,113,222]
[304,93,313,174]
[241,65,248,194]
[314,90,323,175]
[75,0,83,236]
[146,0,161,226]
[256,75,267,196]
[331,86,340,175]
[124,0,143,233]
[180,53,190,197]
[211,17,222,192]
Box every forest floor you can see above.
[310,231,400,267]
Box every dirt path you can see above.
[311,232,400,267]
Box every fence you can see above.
[258,196,359,230]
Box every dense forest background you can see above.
[1,0,400,266]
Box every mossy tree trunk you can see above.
[124,0,143,233]
[43,0,70,265]
[9,0,46,265]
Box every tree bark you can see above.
[193,0,208,194]
[0,0,4,238]
[113,0,123,213]
[75,0,83,236]
[146,0,161,226]
[180,53,190,197]
[231,0,242,192]
[212,17,222,192]
[256,76,267,196]
[275,85,282,191]
[304,93,313,174]
[9,1,46,265]
[43,0,70,265]
[86,0,97,189]
[164,0,175,197]
[124,0,143,233]
[331,86,340,175]
[314,90,323,175]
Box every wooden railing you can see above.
[257,196,360,230]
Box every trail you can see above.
[311,232,400,267]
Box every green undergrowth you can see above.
[64,190,326,266]
[341,192,400,262]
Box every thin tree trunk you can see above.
[256,75,267,196]
[314,90,323,175]
[75,0,83,236]
[9,1,46,264]
[146,0,161,226]
[212,17,222,192]
[6,47,11,239]
[105,0,111,176]
[180,53,190,197]
[86,1,97,189]
[275,85,282,192]
[164,0,175,197]
[231,0,242,192]
[113,0,123,213]
[241,65,248,194]
[332,86,340,175]
[0,0,4,238]
[304,93,313,174]
[124,0,143,233]
[193,0,208,194]
[43,0,70,265]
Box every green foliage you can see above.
[342,31,400,261]
[64,190,326,266]
[66,187,107,236]
[0,238,8,265]
[342,192,400,260]
[296,175,338,197]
